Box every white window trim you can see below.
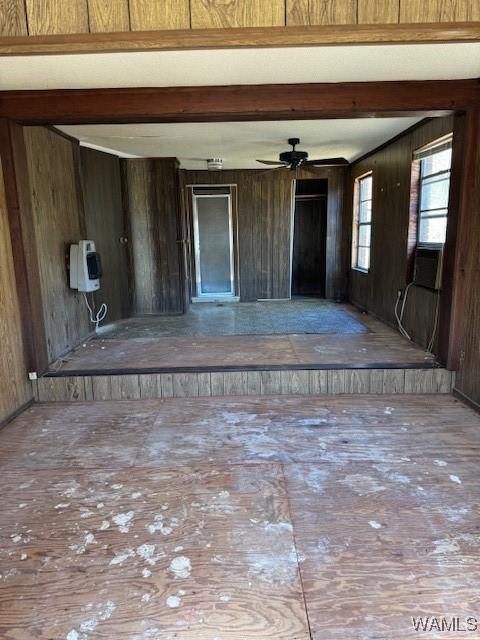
[352,171,373,273]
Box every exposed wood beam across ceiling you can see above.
[0,22,479,57]
[0,80,478,125]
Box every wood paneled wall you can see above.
[80,147,130,323]
[122,158,185,315]
[14,128,131,366]
[349,116,454,353]
[2,0,479,35]
[455,112,480,406]
[183,167,346,302]
[0,157,32,422]
[19,127,91,363]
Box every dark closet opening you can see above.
[291,179,328,297]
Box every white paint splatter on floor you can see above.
[112,511,135,533]
[169,556,192,579]
[166,595,181,608]
[369,520,382,529]
[110,549,135,565]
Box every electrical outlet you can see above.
[28,372,38,380]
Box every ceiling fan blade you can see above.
[303,157,349,166]
[257,165,290,176]
[256,159,289,166]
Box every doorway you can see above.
[291,179,328,298]
[192,187,236,300]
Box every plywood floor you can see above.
[1,394,479,639]
[50,305,435,374]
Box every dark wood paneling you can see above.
[20,127,91,362]
[123,158,184,314]
[0,155,32,421]
[349,116,454,353]
[80,147,130,323]
[0,81,476,125]
[184,169,293,301]
[184,167,346,302]
[6,122,50,373]
[454,110,480,405]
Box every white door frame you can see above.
[192,192,236,300]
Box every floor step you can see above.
[34,367,455,402]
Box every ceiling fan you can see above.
[257,138,348,170]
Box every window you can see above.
[352,173,372,271]
[415,136,452,246]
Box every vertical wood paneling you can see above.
[191,0,285,28]
[3,0,480,38]
[287,0,356,25]
[358,0,399,23]
[87,0,130,32]
[0,158,32,422]
[349,117,454,354]
[399,0,479,22]
[129,0,190,30]
[26,0,89,35]
[80,147,130,323]
[456,112,480,406]
[35,366,454,401]
[123,158,184,315]
[184,168,345,302]
[22,127,91,363]
[0,0,28,35]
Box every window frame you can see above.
[352,171,373,273]
[415,135,452,249]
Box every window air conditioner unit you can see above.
[412,247,443,290]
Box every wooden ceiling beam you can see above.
[0,80,478,125]
[0,22,479,56]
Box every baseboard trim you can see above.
[0,398,34,431]
[453,387,480,414]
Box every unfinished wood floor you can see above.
[1,394,479,639]
[50,308,434,374]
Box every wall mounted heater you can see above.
[69,240,102,292]
[413,246,443,290]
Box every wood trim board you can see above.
[0,22,479,56]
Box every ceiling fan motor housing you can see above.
[279,149,308,167]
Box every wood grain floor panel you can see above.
[51,332,435,373]
[0,395,479,472]
[1,394,479,638]
[285,461,480,639]
[0,464,309,639]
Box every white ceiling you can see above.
[1,43,479,90]
[59,118,424,168]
